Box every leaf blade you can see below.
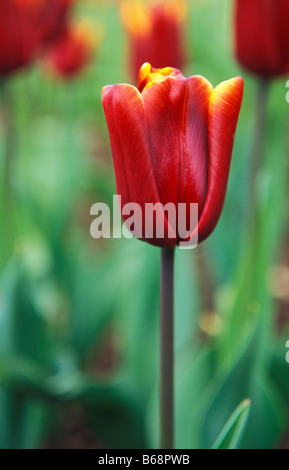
[212,399,251,449]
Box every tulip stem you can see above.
[0,79,15,197]
[249,78,269,219]
[160,247,175,449]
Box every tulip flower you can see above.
[0,0,73,77]
[102,63,243,449]
[38,0,74,46]
[44,20,101,80]
[120,0,187,82]
[235,0,289,78]
[0,0,36,75]
[102,63,244,248]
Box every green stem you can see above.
[0,79,16,269]
[248,78,270,226]
[0,79,15,197]
[160,247,175,449]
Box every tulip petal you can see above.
[142,75,186,209]
[179,76,212,225]
[148,3,185,71]
[279,0,289,70]
[0,0,72,75]
[194,76,244,243]
[142,75,211,227]
[121,0,186,82]
[0,1,28,73]
[102,83,177,247]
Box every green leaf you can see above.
[0,351,146,448]
[202,323,285,449]
[69,250,115,358]
[146,347,216,450]
[112,240,160,395]
[0,196,14,271]
[12,398,49,450]
[0,258,51,366]
[175,348,216,449]
[239,377,285,449]
[211,399,251,449]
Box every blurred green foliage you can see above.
[0,0,288,449]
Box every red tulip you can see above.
[235,0,289,77]
[102,63,244,248]
[44,20,99,80]
[38,0,74,46]
[0,0,72,77]
[120,0,187,82]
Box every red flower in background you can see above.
[120,0,187,82]
[38,0,74,45]
[102,63,243,248]
[235,0,289,77]
[0,0,73,76]
[45,20,101,80]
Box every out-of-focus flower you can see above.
[120,0,187,82]
[235,0,289,78]
[44,20,102,80]
[102,63,243,248]
[38,0,74,45]
[0,0,73,76]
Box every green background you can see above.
[0,0,288,449]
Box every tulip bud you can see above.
[120,0,187,82]
[235,0,289,78]
[44,20,102,80]
[38,0,75,46]
[0,0,73,77]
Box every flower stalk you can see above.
[0,79,15,197]
[160,247,175,449]
[250,79,269,197]
[248,78,269,227]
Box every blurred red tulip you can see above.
[0,0,73,76]
[44,20,101,80]
[235,0,289,77]
[102,63,243,248]
[120,0,187,82]
[38,0,74,45]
